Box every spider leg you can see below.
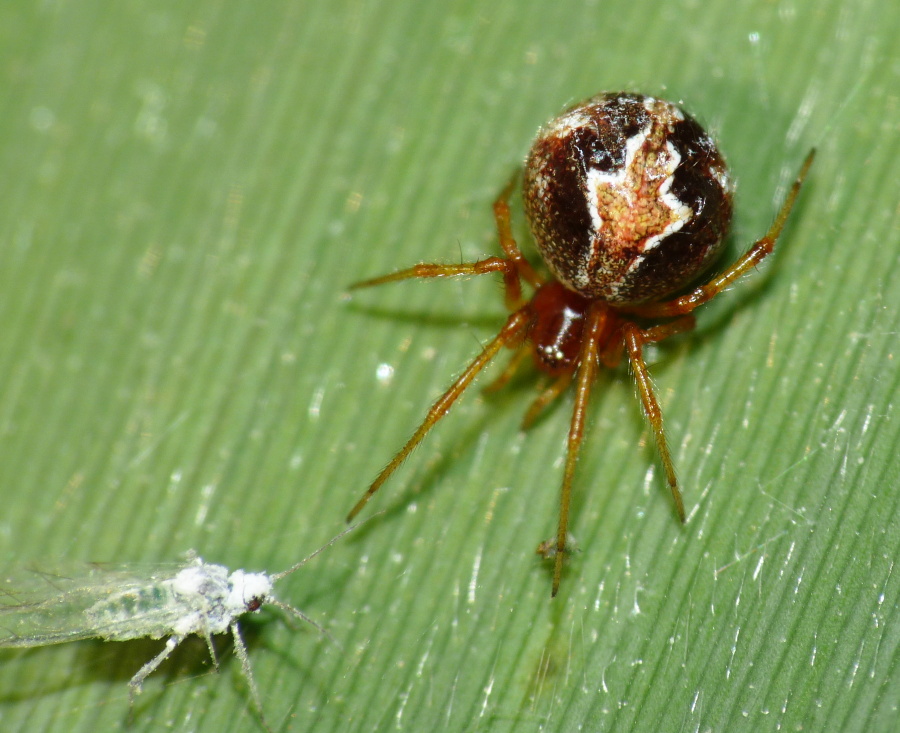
[622,323,686,523]
[347,307,532,522]
[551,305,607,597]
[483,341,531,393]
[628,148,815,318]
[641,315,697,342]
[350,173,544,312]
[493,170,544,292]
[522,373,572,430]
[350,255,526,306]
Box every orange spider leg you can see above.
[628,148,816,319]
[522,374,573,430]
[346,308,532,522]
[599,333,625,369]
[484,341,532,393]
[351,256,516,290]
[641,314,697,342]
[351,171,543,312]
[622,322,687,524]
[494,171,544,293]
[551,304,608,596]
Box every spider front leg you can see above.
[352,171,543,311]
[351,256,523,308]
[346,308,532,522]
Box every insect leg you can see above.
[230,622,269,732]
[128,634,185,706]
[201,631,220,671]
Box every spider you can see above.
[347,92,815,596]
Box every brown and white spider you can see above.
[347,91,815,596]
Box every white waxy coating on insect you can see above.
[228,570,274,610]
[0,521,366,727]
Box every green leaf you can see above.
[0,1,897,731]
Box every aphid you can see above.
[536,532,577,560]
[347,91,815,596]
[0,523,363,726]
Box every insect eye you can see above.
[246,597,263,612]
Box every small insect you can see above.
[536,532,577,560]
[347,91,815,596]
[0,523,364,727]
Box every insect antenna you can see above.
[267,598,341,649]
[271,514,380,581]
[264,515,381,649]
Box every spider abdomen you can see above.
[523,92,734,305]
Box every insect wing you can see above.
[0,561,189,647]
